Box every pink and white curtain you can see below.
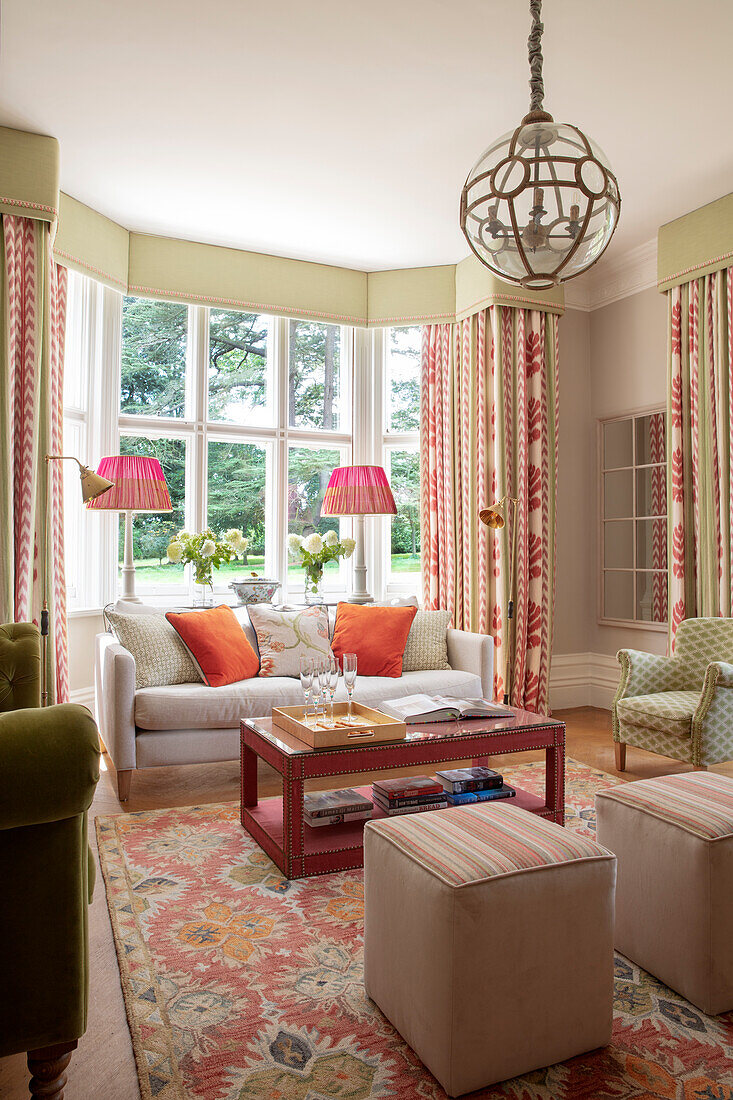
[668,266,733,643]
[1,214,69,702]
[421,306,559,713]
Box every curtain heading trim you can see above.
[658,192,733,291]
[0,122,565,323]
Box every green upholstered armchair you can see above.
[613,617,733,771]
[0,623,101,1099]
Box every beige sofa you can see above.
[95,604,494,800]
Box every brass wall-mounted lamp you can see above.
[479,494,518,705]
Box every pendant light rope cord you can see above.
[527,0,545,112]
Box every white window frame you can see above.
[598,405,668,631]
[378,326,422,598]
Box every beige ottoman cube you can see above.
[364,803,616,1097]
[596,771,733,1015]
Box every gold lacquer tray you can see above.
[271,702,407,749]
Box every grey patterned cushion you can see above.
[401,609,452,672]
[106,610,202,689]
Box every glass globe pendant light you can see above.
[460,0,621,290]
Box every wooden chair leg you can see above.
[27,1040,77,1100]
[117,768,133,801]
[614,741,626,772]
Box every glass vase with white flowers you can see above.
[288,530,356,604]
[167,528,248,606]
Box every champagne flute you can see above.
[299,656,314,725]
[326,654,339,725]
[313,658,327,723]
[343,653,357,723]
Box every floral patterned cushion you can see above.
[247,605,331,677]
[616,690,701,738]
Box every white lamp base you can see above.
[120,510,141,603]
[348,514,373,603]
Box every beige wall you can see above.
[68,612,104,699]
[553,309,592,655]
[587,286,668,657]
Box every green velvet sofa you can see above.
[0,623,101,1098]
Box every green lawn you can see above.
[128,553,421,585]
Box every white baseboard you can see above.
[549,652,618,710]
[70,686,96,713]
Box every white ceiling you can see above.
[1,0,730,273]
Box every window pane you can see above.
[637,518,667,570]
[389,449,421,574]
[603,470,633,519]
[121,297,187,417]
[118,436,186,586]
[604,571,634,620]
[387,327,421,432]
[207,441,267,579]
[208,310,272,425]
[288,446,343,582]
[603,419,633,469]
[636,412,666,465]
[288,321,342,430]
[636,466,666,517]
[636,571,668,623]
[604,520,633,569]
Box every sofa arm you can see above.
[446,629,494,698]
[690,661,733,766]
[95,632,137,772]
[0,704,100,830]
[615,650,686,700]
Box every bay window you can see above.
[63,274,423,608]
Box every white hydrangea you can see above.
[226,529,248,554]
[201,539,216,558]
[167,541,183,563]
[287,534,304,554]
[302,532,324,555]
[323,530,339,547]
[341,537,356,558]
[176,529,189,539]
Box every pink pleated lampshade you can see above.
[85,455,172,512]
[321,465,397,516]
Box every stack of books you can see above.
[303,788,373,828]
[436,766,516,805]
[372,776,448,816]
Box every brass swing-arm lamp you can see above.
[479,494,518,706]
[40,455,114,705]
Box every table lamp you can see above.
[86,455,172,602]
[321,465,396,603]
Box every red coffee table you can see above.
[240,708,565,880]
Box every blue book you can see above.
[447,785,516,806]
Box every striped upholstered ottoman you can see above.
[363,803,616,1097]
[596,771,733,1015]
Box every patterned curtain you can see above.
[668,267,733,644]
[0,215,69,702]
[421,306,559,713]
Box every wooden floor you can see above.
[1,706,729,1099]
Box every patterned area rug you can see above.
[97,760,733,1100]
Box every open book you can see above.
[380,695,513,724]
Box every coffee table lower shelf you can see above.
[242,783,550,878]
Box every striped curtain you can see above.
[421,306,559,713]
[668,266,733,643]
[0,215,69,703]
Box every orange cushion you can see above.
[330,603,417,678]
[165,605,259,687]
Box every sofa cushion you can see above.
[247,605,331,677]
[106,609,201,689]
[166,605,260,687]
[134,668,483,731]
[331,603,417,677]
[402,609,451,672]
[616,690,700,738]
